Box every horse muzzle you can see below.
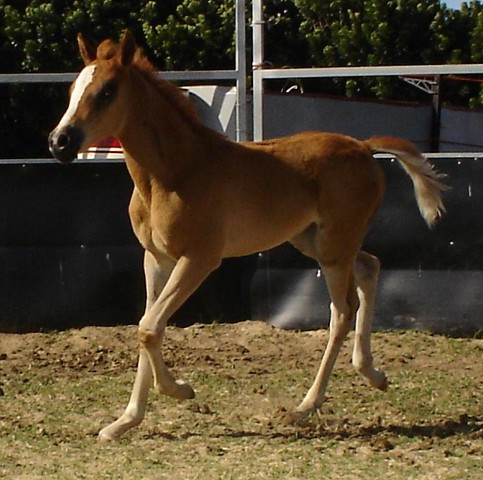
[48,125,85,164]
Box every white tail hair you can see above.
[366,136,448,228]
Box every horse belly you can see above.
[222,202,316,257]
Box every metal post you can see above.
[430,75,441,152]
[235,0,247,142]
[252,0,264,141]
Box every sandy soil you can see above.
[0,321,481,479]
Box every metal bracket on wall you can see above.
[400,75,439,95]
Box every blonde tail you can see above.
[365,136,448,228]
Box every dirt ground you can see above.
[0,321,482,479]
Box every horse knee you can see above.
[138,323,162,349]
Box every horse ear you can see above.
[77,33,96,65]
[119,30,136,65]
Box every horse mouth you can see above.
[48,126,84,164]
[50,148,78,164]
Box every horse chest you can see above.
[129,189,187,260]
[129,196,154,250]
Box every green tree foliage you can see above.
[290,0,482,100]
[0,0,481,158]
[140,0,236,70]
[0,0,237,73]
[466,1,483,106]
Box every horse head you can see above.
[49,30,137,163]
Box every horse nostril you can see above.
[49,125,84,163]
[57,133,70,148]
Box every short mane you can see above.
[131,48,205,129]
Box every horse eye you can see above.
[95,82,117,109]
[101,84,115,98]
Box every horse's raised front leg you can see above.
[138,253,220,401]
[295,260,357,416]
[98,251,175,441]
[352,251,388,390]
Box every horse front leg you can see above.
[98,251,175,441]
[98,349,152,441]
[138,254,220,401]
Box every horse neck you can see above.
[118,73,210,198]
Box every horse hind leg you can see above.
[296,259,358,416]
[295,250,388,420]
[352,251,388,390]
[290,225,359,415]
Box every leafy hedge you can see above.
[0,0,481,158]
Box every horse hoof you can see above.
[378,376,389,391]
[371,370,389,391]
[173,380,195,400]
[98,429,118,442]
[273,404,314,427]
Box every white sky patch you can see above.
[57,64,96,129]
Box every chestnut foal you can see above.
[49,31,446,440]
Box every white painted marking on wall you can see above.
[57,65,96,128]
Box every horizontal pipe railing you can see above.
[1,152,482,166]
[0,70,242,84]
[256,64,483,79]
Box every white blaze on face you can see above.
[57,64,96,129]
